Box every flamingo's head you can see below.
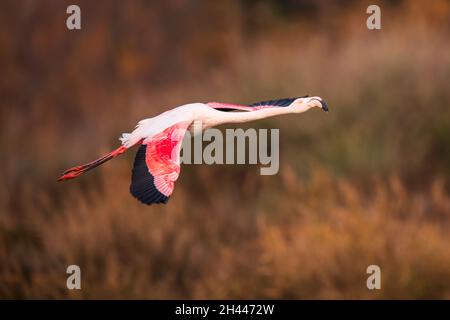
[292,96,328,113]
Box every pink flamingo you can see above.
[58,96,328,204]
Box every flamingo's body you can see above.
[58,96,328,205]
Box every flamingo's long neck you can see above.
[214,107,294,125]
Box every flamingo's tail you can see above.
[57,146,127,181]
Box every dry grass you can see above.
[1,167,449,299]
[1,0,450,299]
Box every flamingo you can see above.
[58,96,328,205]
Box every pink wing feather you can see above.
[130,122,189,205]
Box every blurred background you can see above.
[1,0,450,299]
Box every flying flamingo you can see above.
[58,96,328,205]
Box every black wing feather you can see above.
[130,144,169,205]
[248,95,308,108]
[210,96,309,112]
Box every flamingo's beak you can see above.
[310,98,329,112]
[320,100,328,112]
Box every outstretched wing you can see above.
[130,122,189,205]
[207,96,308,112]
[249,96,308,108]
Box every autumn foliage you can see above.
[1,0,450,298]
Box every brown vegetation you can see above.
[1,0,449,298]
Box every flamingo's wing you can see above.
[130,122,189,205]
[207,102,254,112]
[248,96,308,108]
[208,96,309,112]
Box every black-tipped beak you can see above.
[310,97,329,112]
[320,100,328,112]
